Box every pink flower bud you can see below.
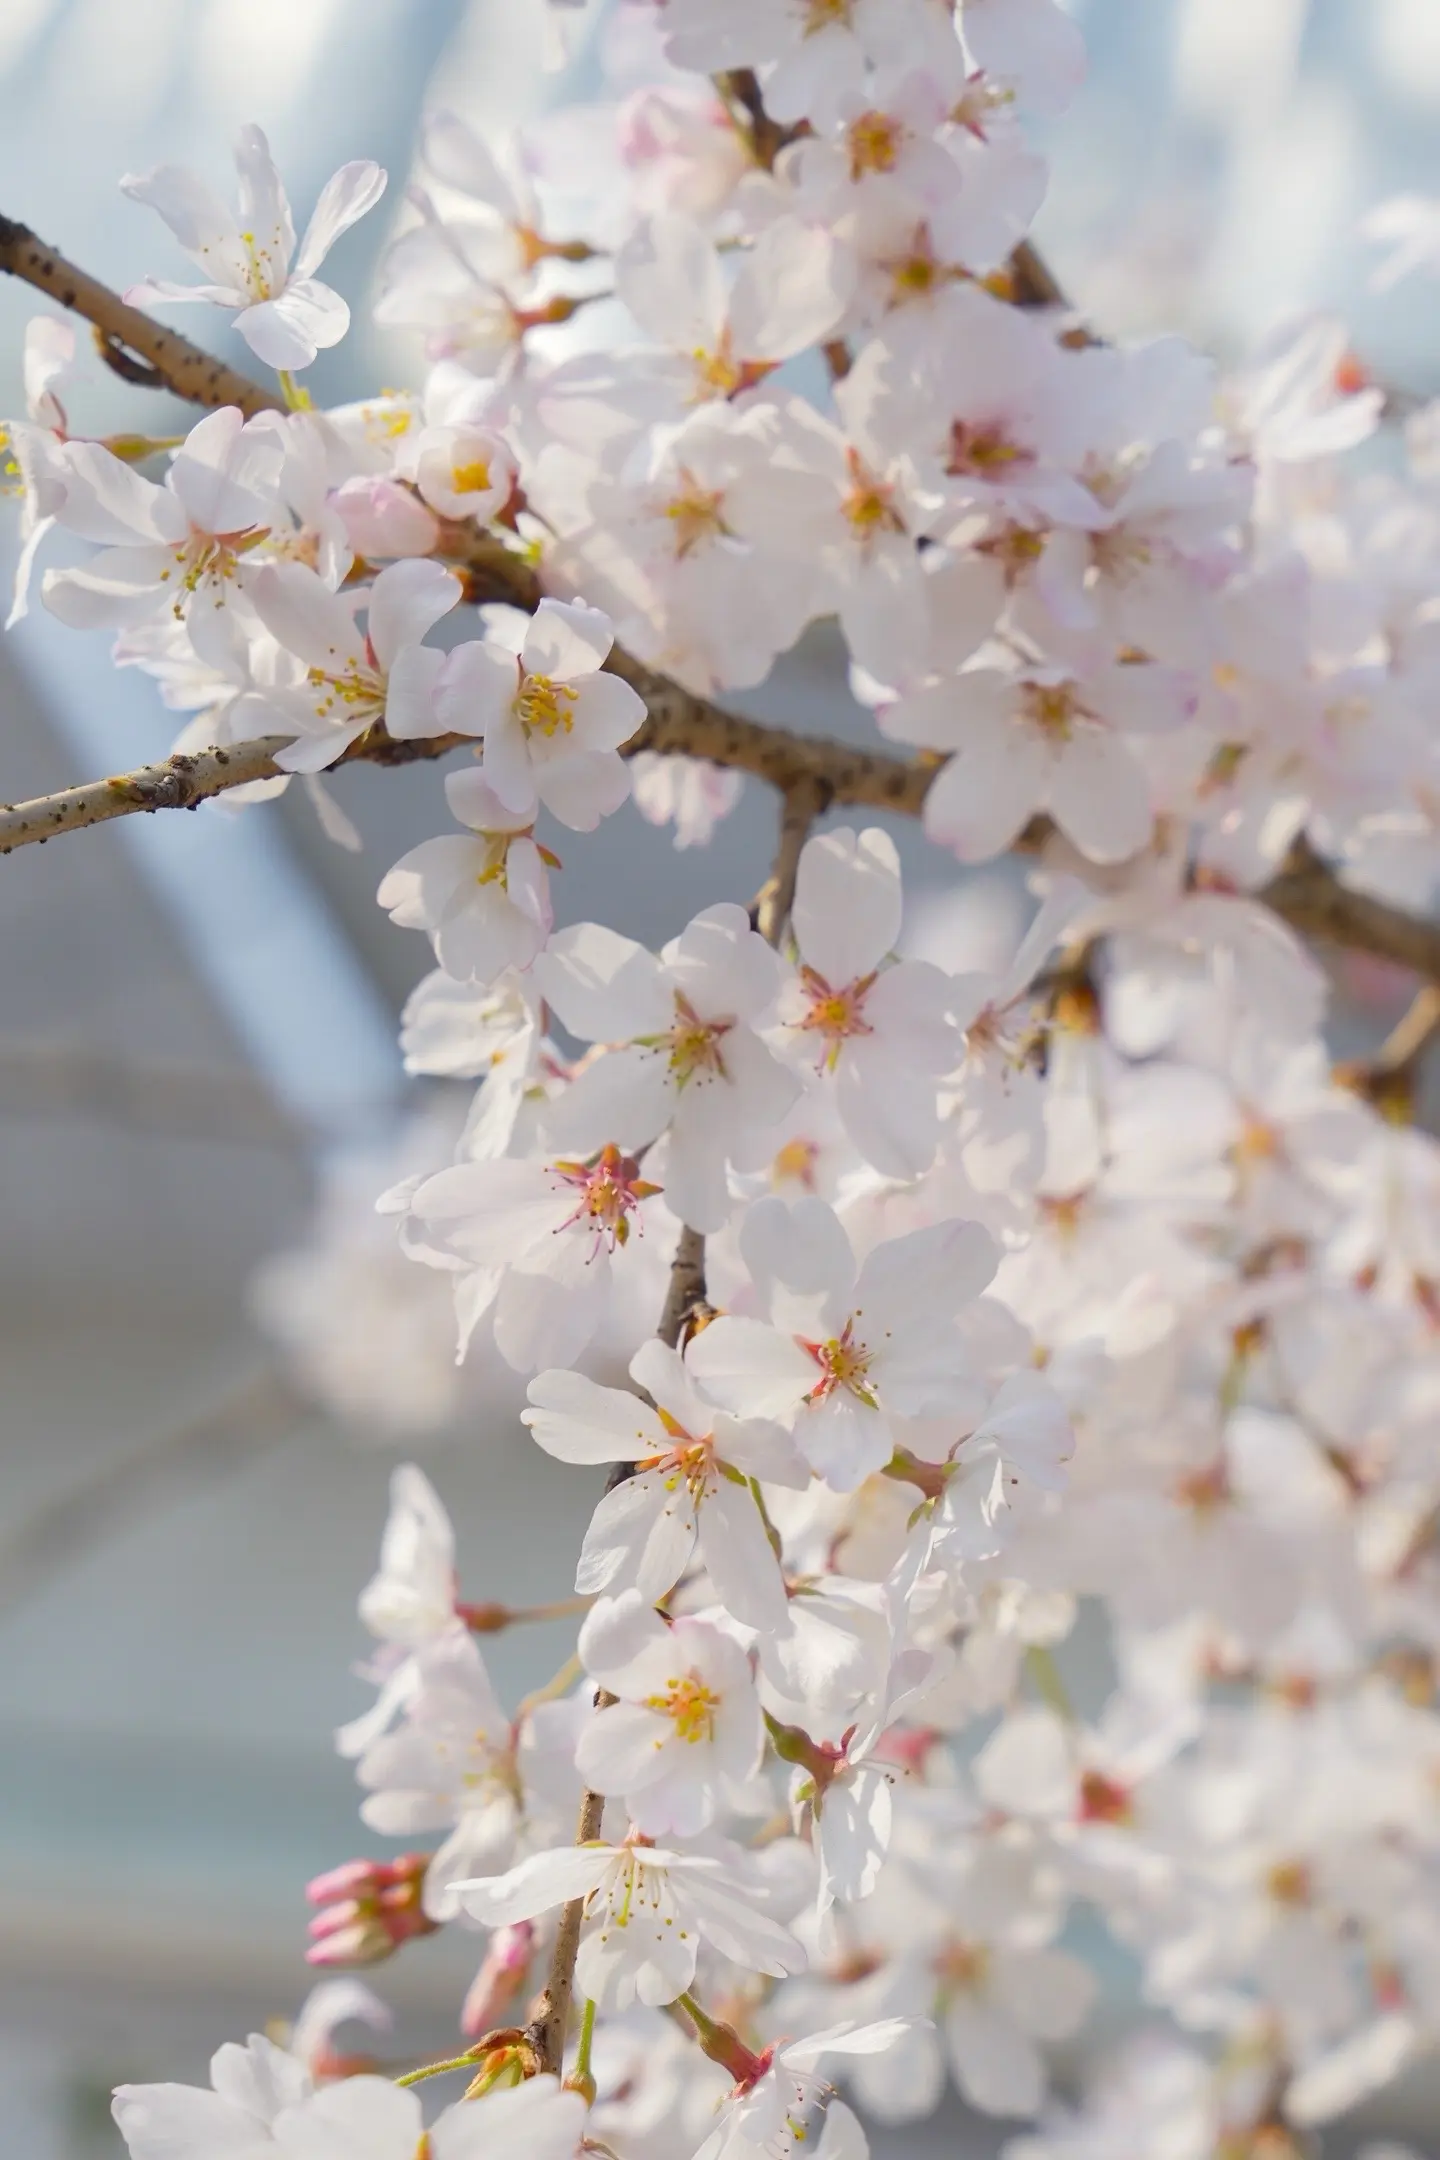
[304,1853,438,1968]
[331,476,440,560]
[460,1921,537,2037]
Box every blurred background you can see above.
[0,1,1438,2153]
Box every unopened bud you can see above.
[304,1853,438,1968]
[331,475,441,560]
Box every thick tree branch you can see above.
[0,214,283,416]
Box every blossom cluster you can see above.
[8,4,1440,2160]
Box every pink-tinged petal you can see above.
[251,560,363,672]
[542,1046,676,1157]
[729,217,851,362]
[437,638,520,741]
[120,160,240,260]
[534,747,632,833]
[685,1317,816,1420]
[696,1482,791,1632]
[856,1218,998,1338]
[577,1472,698,1602]
[124,274,244,307]
[1051,724,1153,864]
[922,719,1050,864]
[836,1041,942,1180]
[629,1338,709,1434]
[794,1389,892,1492]
[292,160,387,282]
[494,1259,606,1375]
[170,408,282,534]
[232,122,295,276]
[783,2018,924,2070]
[452,1846,615,1927]
[272,721,370,774]
[521,596,614,681]
[381,642,445,739]
[524,1370,667,1464]
[113,2083,276,2157]
[52,441,178,546]
[443,765,531,836]
[332,475,440,561]
[236,282,348,370]
[793,825,902,986]
[617,213,726,353]
[367,556,461,670]
[533,921,672,1041]
[41,552,172,629]
[480,702,538,818]
[570,668,647,748]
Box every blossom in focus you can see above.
[576,1589,765,1835]
[122,125,386,369]
[377,768,554,986]
[252,556,461,770]
[536,903,800,1232]
[524,1336,806,1625]
[775,826,959,1178]
[450,1839,805,2008]
[686,1197,997,1491]
[43,407,284,658]
[435,599,644,829]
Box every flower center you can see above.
[692,339,744,399]
[1266,1859,1312,1908]
[847,110,902,179]
[936,1938,990,1993]
[802,1318,876,1406]
[645,1671,721,1744]
[238,227,282,301]
[947,419,1028,478]
[1079,1770,1133,1826]
[842,451,905,539]
[473,831,513,888]
[794,967,875,1069]
[665,478,730,558]
[1024,682,1078,739]
[772,1137,821,1191]
[450,456,493,494]
[303,653,385,723]
[516,673,579,737]
[664,991,732,1084]
[804,0,852,29]
[553,1143,661,1252]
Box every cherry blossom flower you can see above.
[694,2022,921,2160]
[576,1590,765,1835]
[377,769,553,986]
[397,1139,664,1371]
[434,599,643,829]
[524,1337,805,1625]
[451,1840,805,2007]
[122,126,386,369]
[686,1197,998,1491]
[250,554,461,771]
[630,752,744,849]
[354,1629,522,1916]
[775,826,959,1177]
[43,407,284,656]
[535,903,800,1232]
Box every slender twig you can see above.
[754,780,821,947]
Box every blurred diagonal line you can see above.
[0,1368,309,1618]
[0,1042,308,1148]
